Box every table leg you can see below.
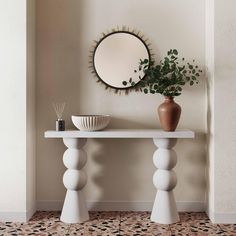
[151,138,179,224]
[61,138,89,223]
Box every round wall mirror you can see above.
[91,30,151,90]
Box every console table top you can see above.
[45,129,194,139]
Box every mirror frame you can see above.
[91,30,151,92]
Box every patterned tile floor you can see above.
[0,211,236,235]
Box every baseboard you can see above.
[0,205,36,222]
[4,202,236,223]
[0,212,28,222]
[206,208,236,224]
[37,200,62,211]
[176,201,205,212]
[37,200,205,212]
[26,204,37,221]
[205,207,214,222]
[3,202,236,223]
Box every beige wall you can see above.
[36,0,206,208]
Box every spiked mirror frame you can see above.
[89,27,152,94]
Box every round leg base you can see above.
[60,190,89,223]
[151,190,179,224]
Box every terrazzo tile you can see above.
[120,211,150,220]
[67,211,120,236]
[120,211,171,236]
[0,224,22,236]
[13,221,69,236]
[170,219,223,236]
[91,211,120,220]
[0,212,69,236]
[30,211,61,222]
[179,212,209,222]
[1,211,236,235]
[67,227,120,236]
[120,211,152,225]
[218,224,236,235]
[119,225,171,236]
[0,221,33,236]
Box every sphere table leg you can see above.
[151,138,179,224]
[61,138,89,223]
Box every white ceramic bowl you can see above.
[71,115,111,131]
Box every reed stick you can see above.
[53,102,66,119]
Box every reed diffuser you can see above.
[53,102,66,131]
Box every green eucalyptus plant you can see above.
[123,49,202,97]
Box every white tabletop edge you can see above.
[44,129,194,139]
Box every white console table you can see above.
[44,129,194,224]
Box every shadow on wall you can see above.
[36,0,87,201]
[175,132,206,201]
[83,118,206,207]
[205,70,213,210]
[84,118,157,208]
[90,139,147,207]
[91,117,157,208]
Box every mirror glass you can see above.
[93,31,150,89]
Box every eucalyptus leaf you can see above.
[173,49,178,55]
[122,48,202,97]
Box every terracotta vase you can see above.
[158,96,181,131]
